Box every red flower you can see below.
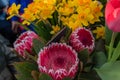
[69,28,94,53]
[14,31,38,58]
[105,0,120,32]
[37,43,79,80]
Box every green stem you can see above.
[108,32,117,61]
[25,50,37,62]
[58,12,61,26]
[17,22,30,30]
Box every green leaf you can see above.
[63,77,71,80]
[79,70,101,80]
[63,27,72,42]
[105,26,112,45]
[31,70,40,80]
[110,41,120,62]
[94,39,105,52]
[32,39,44,54]
[98,0,107,5]
[15,76,33,80]
[78,49,89,64]
[39,73,52,80]
[34,21,52,42]
[53,10,58,25]
[96,61,120,80]
[14,62,38,80]
[93,51,107,68]
[48,10,58,25]
[114,33,120,47]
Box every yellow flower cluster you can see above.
[7,0,56,25]
[22,0,56,25]
[7,0,103,32]
[93,26,105,39]
[57,0,103,30]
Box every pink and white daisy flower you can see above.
[37,43,79,80]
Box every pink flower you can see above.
[14,31,38,58]
[37,43,79,80]
[105,0,120,32]
[69,28,94,53]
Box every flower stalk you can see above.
[108,32,118,61]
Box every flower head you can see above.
[69,28,94,53]
[57,2,74,16]
[7,3,21,19]
[14,31,38,58]
[37,43,79,80]
[105,0,120,32]
[50,25,60,34]
[93,26,105,39]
